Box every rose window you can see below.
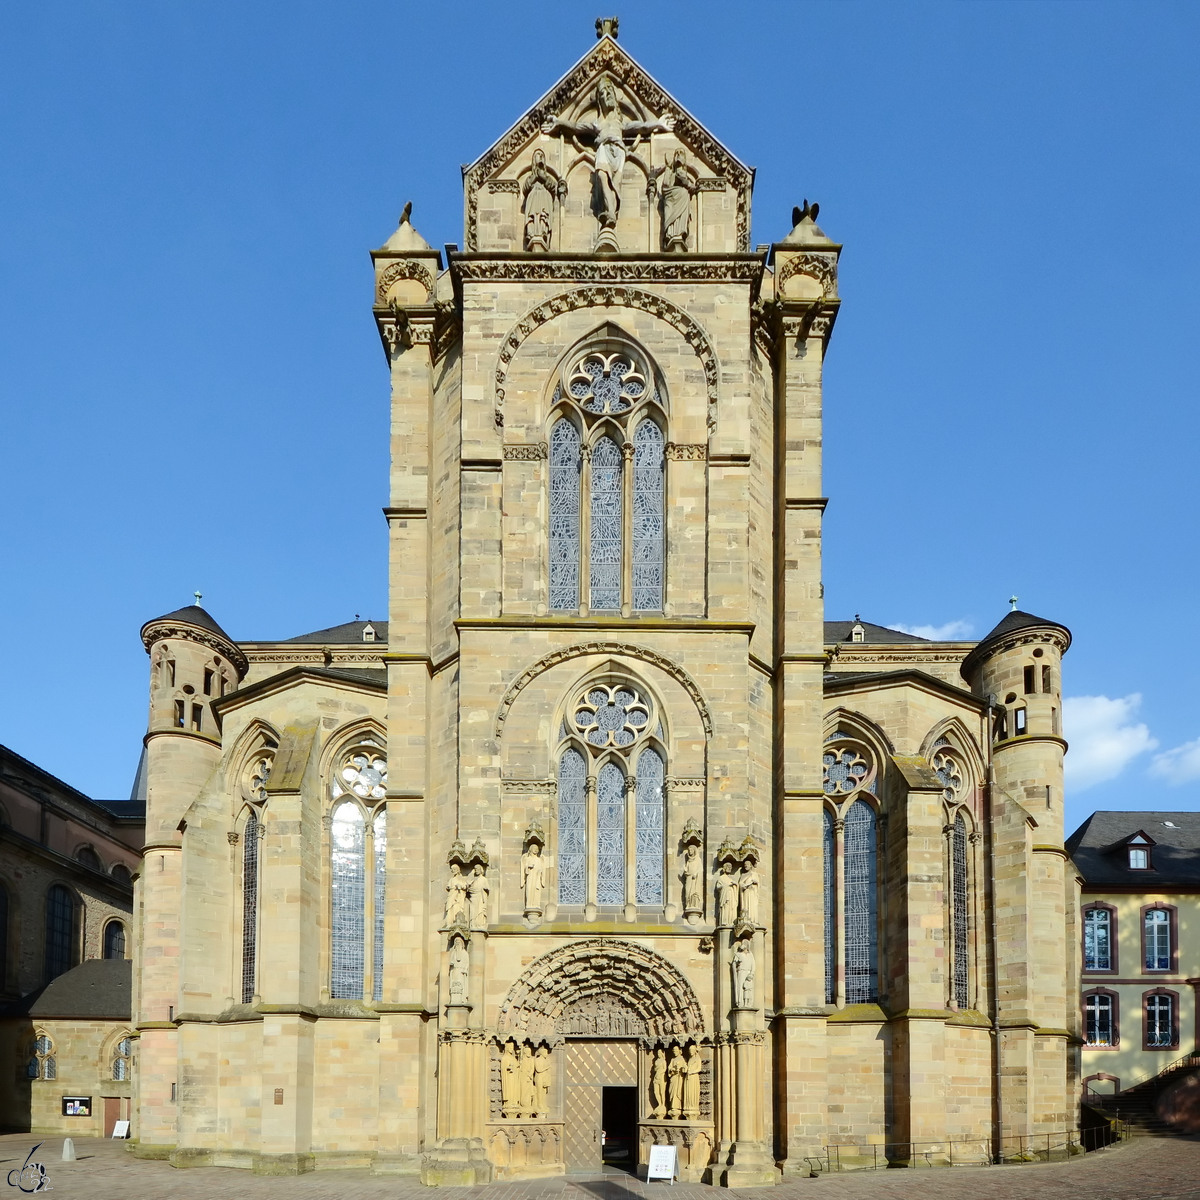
[331,751,388,801]
[823,745,872,796]
[932,750,963,802]
[572,685,651,749]
[566,352,647,415]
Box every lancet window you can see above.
[329,745,388,1001]
[44,884,77,984]
[556,681,666,908]
[238,738,275,1004]
[547,343,666,614]
[951,813,969,1009]
[821,733,881,1006]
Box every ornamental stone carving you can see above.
[665,442,706,461]
[374,259,436,304]
[776,252,839,299]
[502,443,548,461]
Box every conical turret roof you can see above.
[960,609,1071,679]
[141,604,236,644]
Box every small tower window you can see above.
[167,659,176,687]
[174,700,185,728]
[190,704,203,732]
[1023,666,1036,694]
[1042,665,1052,694]
[1014,707,1027,736]
[203,669,214,696]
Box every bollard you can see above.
[61,1138,76,1161]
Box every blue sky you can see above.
[1,2,1197,835]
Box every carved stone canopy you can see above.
[524,821,546,849]
[498,938,705,1038]
[448,838,489,870]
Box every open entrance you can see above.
[602,1086,638,1172]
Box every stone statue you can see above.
[714,861,738,926]
[500,1040,519,1116]
[681,843,703,913]
[447,935,469,1005]
[732,939,755,1009]
[522,149,564,252]
[468,862,490,929]
[738,860,760,926]
[683,1043,702,1121]
[655,150,695,252]
[534,1044,552,1115]
[444,861,469,926]
[522,842,545,914]
[518,1043,537,1117]
[666,1044,685,1119]
[649,1047,667,1118]
[542,74,675,246]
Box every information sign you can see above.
[646,1143,677,1183]
[112,1120,130,1139]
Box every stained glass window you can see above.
[573,684,650,748]
[1084,908,1111,971]
[823,809,835,1004]
[822,746,871,796]
[635,748,664,905]
[1145,909,1171,970]
[557,748,587,905]
[596,762,627,905]
[44,884,75,984]
[567,352,647,415]
[843,800,878,1003]
[241,811,259,1003]
[330,802,366,999]
[933,751,963,803]
[112,1037,132,1081]
[373,811,387,1002]
[632,421,665,611]
[952,814,968,1009]
[549,419,581,610]
[589,436,623,611]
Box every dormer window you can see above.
[362,623,376,643]
[1129,847,1148,870]
[851,624,865,644]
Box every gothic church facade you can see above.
[132,28,1080,1183]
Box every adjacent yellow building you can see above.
[1069,811,1199,1094]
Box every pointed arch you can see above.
[498,938,705,1037]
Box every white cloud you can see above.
[1063,694,1158,792]
[889,619,974,641]
[1148,738,1200,784]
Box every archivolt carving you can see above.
[776,252,838,298]
[374,259,436,303]
[498,938,705,1038]
[493,642,713,741]
[492,287,720,430]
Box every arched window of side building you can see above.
[44,884,77,983]
[103,920,126,959]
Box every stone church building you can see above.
[131,25,1080,1183]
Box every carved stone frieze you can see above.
[140,622,248,677]
[664,443,706,461]
[455,259,760,284]
[500,778,557,793]
[493,286,719,429]
[374,259,436,304]
[486,180,521,193]
[494,642,713,741]
[776,252,839,299]
[695,177,726,192]
[498,938,706,1038]
[461,38,752,253]
[502,443,549,461]
[665,776,705,791]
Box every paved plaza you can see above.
[3,1134,1199,1200]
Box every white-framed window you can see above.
[548,344,667,614]
[556,681,666,908]
[1146,993,1175,1048]
[1084,907,1112,971]
[1084,992,1115,1046]
[1144,908,1171,971]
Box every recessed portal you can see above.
[601,1086,638,1172]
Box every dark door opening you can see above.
[601,1086,638,1172]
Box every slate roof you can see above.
[141,604,236,644]
[4,959,131,1020]
[960,609,1071,678]
[1067,811,1200,888]
[92,799,146,819]
[281,620,388,644]
[824,620,929,644]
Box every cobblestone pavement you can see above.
[2,1134,1198,1200]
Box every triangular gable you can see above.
[462,35,753,252]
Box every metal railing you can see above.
[811,1122,1126,1172]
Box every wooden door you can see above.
[563,1041,639,1173]
[103,1097,119,1137]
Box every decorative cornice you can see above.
[140,621,248,677]
[492,286,720,431]
[503,443,548,461]
[501,779,557,794]
[455,256,761,284]
[664,442,706,461]
[494,641,713,741]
